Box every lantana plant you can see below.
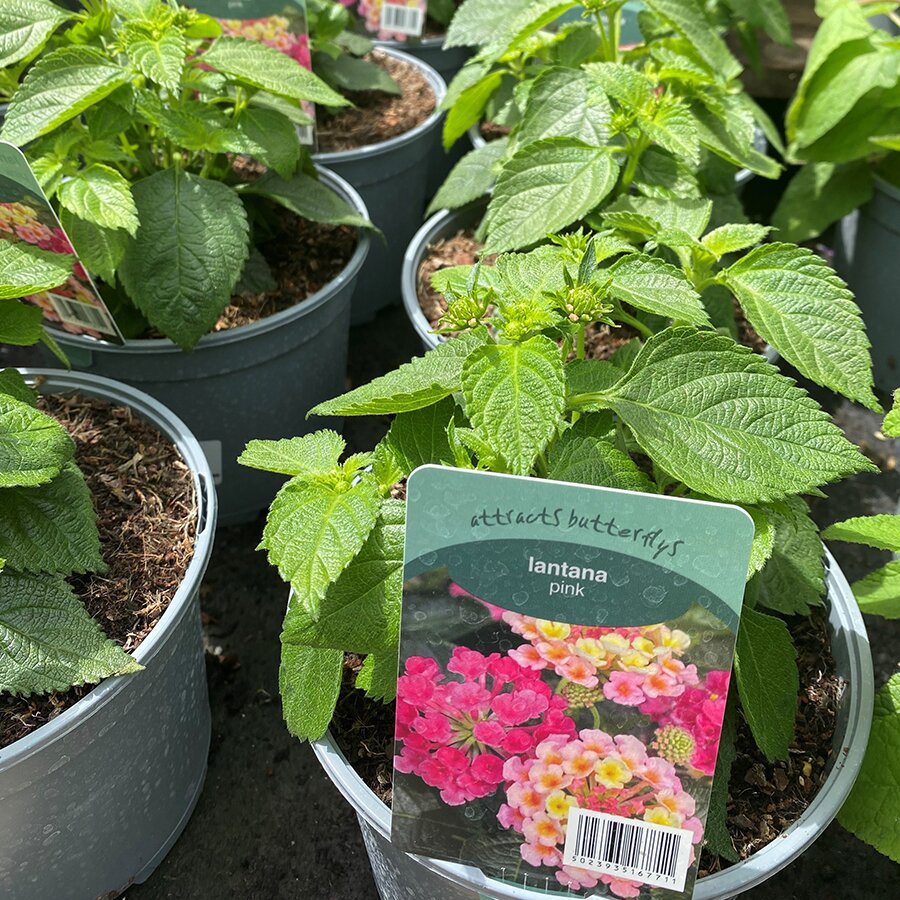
[0,0,369,350]
[241,226,891,858]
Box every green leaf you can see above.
[724,0,791,46]
[517,67,611,147]
[838,673,900,862]
[0,393,72,488]
[239,431,345,477]
[443,71,503,150]
[124,25,185,93]
[355,652,397,702]
[0,0,70,68]
[607,253,710,326]
[202,37,347,107]
[694,102,781,179]
[118,169,249,350]
[850,560,900,618]
[643,0,742,81]
[593,328,874,504]
[233,245,275,294]
[749,496,824,615]
[281,499,405,656]
[1,46,129,146]
[445,0,533,48]
[312,328,488,417]
[604,195,712,239]
[884,391,900,438]
[0,240,72,300]
[60,210,127,287]
[239,170,371,230]
[701,223,771,260]
[427,138,507,215]
[154,103,250,155]
[461,334,565,476]
[703,699,739,862]
[482,138,618,254]
[642,101,700,167]
[735,605,798,762]
[744,504,775,579]
[771,162,873,243]
[566,359,625,400]
[262,477,381,618]
[384,397,458,477]
[547,421,654,493]
[235,108,301,179]
[57,164,139,236]
[0,299,43,347]
[482,0,580,58]
[0,460,103,575]
[719,243,879,410]
[822,515,900,552]
[278,643,343,741]
[246,89,314,127]
[0,571,140,696]
[314,52,400,96]
[0,369,37,407]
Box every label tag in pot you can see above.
[390,466,754,899]
[0,142,125,344]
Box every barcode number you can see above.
[380,3,425,37]
[562,808,692,892]
[50,295,118,336]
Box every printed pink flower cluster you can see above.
[502,613,699,707]
[394,649,576,805]
[498,729,703,898]
[219,16,311,69]
[0,201,78,259]
[640,671,730,776]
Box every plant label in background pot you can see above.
[0,142,124,343]
[391,466,754,899]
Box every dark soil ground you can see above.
[4,301,899,899]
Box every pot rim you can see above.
[313,47,447,164]
[373,36,448,52]
[47,165,370,355]
[312,547,874,899]
[0,368,217,770]
[872,173,900,204]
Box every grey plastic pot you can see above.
[314,48,446,324]
[833,175,900,393]
[47,166,369,527]
[313,548,872,900]
[0,368,216,900]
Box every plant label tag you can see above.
[0,142,125,344]
[379,1,426,38]
[390,466,755,899]
[190,1,317,145]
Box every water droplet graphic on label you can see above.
[611,573,630,587]
[642,585,666,605]
[672,575,687,586]
[419,551,437,567]
[413,611,426,622]
[512,591,529,606]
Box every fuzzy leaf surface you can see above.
[0,0,70,68]
[701,223,770,259]
[427,139,507,215]
[822,515,900,552]
[356,652,397,702]
[607,253,709,325]
[885,391,900,438]
[384,397,457,476]
[235,108,300,179]
[279,643,343,741]
[0,299,44,347]
[238,431,345,477]
[0,394,72,488]
[848,560,900,618]
[445,0,533,47]
[124,25,185,92]
[58,164,139,236]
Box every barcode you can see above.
[380,3,425,36]
[562,808,692,892]
[49,295,118,336]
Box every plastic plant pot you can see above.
[833,175,900,393]
[313,48,447,324]
[0,368,216,900]
[312,547,873,900]
[47,166,369,527]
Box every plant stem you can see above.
[616,309,654,339]
[576,324,586,360]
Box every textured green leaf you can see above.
[124,25,185,92]
[0,46,129,146]
[735,605,798,762]
[517,67,611,147]
[482,138,618,254]
[604,195,712,239]
[239,431,345,477]
[566,360,625,400]
[281,499,404,655]
[202,37,347,107]
[850,560,900,618]
[314,53,400,96]
[0,299,43,347]
[0,460,102,575]
[312,329,488,417]
[279,643,343,741]
[119,169,249,350]
[724,0,791,46]
[443,71,503,150]
[720,243,878,410]
[750,497,824,615]
[263,477,381,617]
[607,253,709,326]
[58,164,139,236]
[594,328,874,504]
[427,138,507,215]
[384,397,458,477]
[703,699,739,862]
[642,101,700,166]
[0,369,37,407]
[0,394,72,488]
[461,335,565,475]
[483,0,579,58]
[701,223,771,260]
[495,245,567,296]
[0,241,72,300]
[547,422,654,493]
[0,571,140,696]
[694,102,781,179]
[771,161,873,243]
[838,673,900,862]
[235,108,301,179]
[0,0,70,68]
[355,652,397,702]
[60,211,127,287]
[744,505,775,579]
[445,0,533,47]
[585,62,654,111]
[884,391,900,438]
[822,515,900,552]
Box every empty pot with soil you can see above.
[314,48,447,323]
[0,369,216,900]
[313,550,872,900]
